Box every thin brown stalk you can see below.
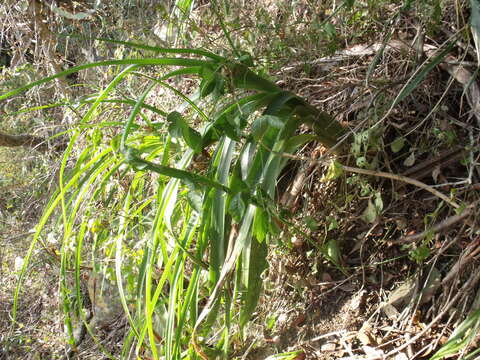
[340,165,460,209]
[398,203,477,244]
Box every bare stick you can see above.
[398,203,477,244]
[259,142,461,209]
[340,165,460,209]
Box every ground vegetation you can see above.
[1,1,479,359]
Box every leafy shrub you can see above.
[1,40,345,358]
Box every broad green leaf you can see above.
[167,111,203,153]
[404,151,416,167]
[199,69,217,97]
[251,115,283,141]
[430,307,480,360]
[110,134,121,152]
[208,137,235,283]
[324,22,337,38]
[374,192,383,212]
[214,120,242,141]
[208,94,266,139]
[283,134,317,153]
[229,172,249,194]
[240,236,268,328]
[326,216,338,231]
[230,62,280,92]
[238,51,254,66]
[362,199,378,223]
[199,65,225,98]
[391,137,405,153]
[186,186,203,213]
[264,91,297,115]
[181,129,202,154]
[253,208,269,243]
[356,156,368,168]
[409,245,430,263]
[267,116,285,128]
[168,121,182,139]
[322,160,344,182]
[304,216,320,231]
[322,239,342,267]
[229,193,246,222]
[471,0,480,65]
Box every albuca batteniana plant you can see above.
[1,39,346,359]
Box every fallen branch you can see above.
[398,201,479,244]
[442,237,480,285]
[259,138,461,209]
[340,165,460,209]
[0,131,48,151]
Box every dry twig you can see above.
[398,203,477,244]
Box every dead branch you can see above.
[398,201,479,244]
[0,131,48,151]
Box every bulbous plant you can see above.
[1,39,345,359]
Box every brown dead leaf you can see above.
[388,277,418,309]
[357,321,375,346]
[419,267,441,305]
[292,313,306,327]
[293,352,306,360]
[321,272,333,282]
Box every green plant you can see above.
[1,39,345,358]
[430,306,480,360]
[265,350,305,360]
